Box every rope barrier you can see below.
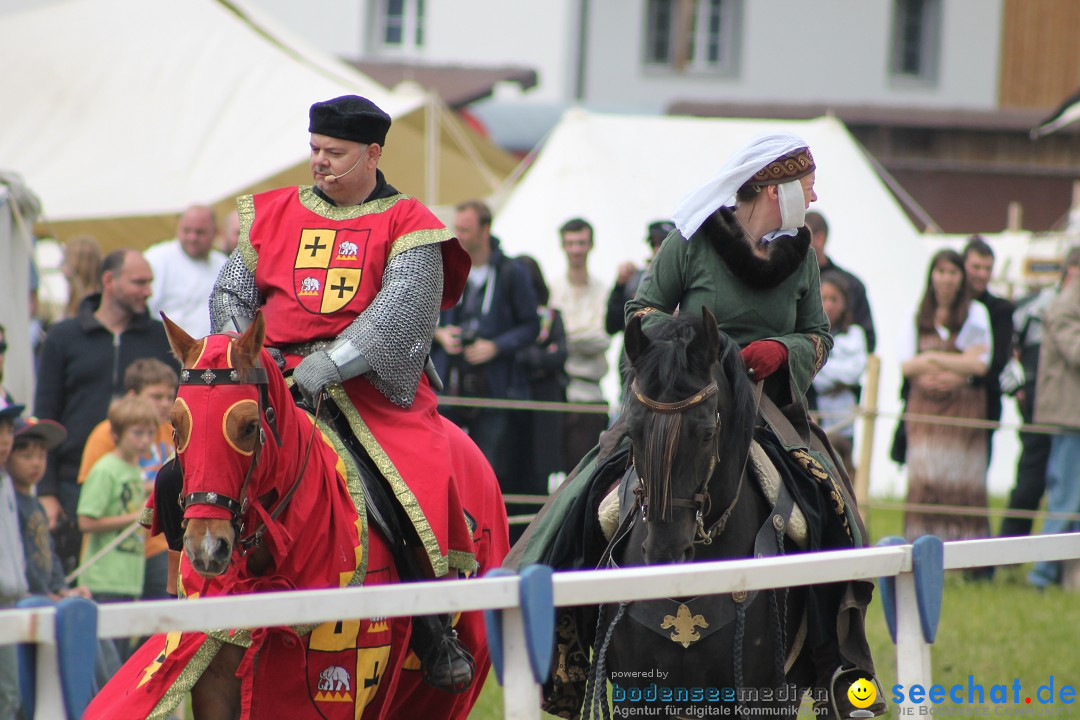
[64,519,144,585]
[436,394,610,415]
[435,392,1062,436]
[864,500,1080,523]
[439,383,1076,528]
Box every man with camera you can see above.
[432,200,539,489]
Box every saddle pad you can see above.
[747,440,808,548]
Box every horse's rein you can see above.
[694,380,763,545]
[238,392,323,553]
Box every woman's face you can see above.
[931,258,964,304]
[820,280,846,326]
[799,172,818,208]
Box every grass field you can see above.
[466,499,1080,718]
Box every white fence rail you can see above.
[2,533,1079,719]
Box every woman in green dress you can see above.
[511,133,884,719]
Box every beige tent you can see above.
[0,0,516,251]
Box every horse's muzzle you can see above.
[185,518,236,577]
[642,535,696,565]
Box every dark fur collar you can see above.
[694,208,811,289]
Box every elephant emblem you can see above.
[300,276,320,294]
[317,665,352,692]
[338,241,359,258]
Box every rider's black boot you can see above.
[411,613,475,693]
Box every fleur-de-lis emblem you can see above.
[181,370,190,382]
[660,603,709,648]
[206,492,218,505]
[200,369,217,384]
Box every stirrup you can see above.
[420,627,475,694]
[815,666,887,719]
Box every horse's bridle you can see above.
[177,365,317,553]
[630,376,755,545]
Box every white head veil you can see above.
[672,132,813,239]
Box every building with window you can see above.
[248,0,1080,232]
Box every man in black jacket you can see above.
[35,249,176,573]
[963,236,1014,462]
[432,200,539,489]
[806,211,876,353]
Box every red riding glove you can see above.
[739,340,788,380]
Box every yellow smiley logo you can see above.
[847,677,877,709]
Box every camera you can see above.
[460,320,480,348]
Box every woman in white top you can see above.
[813,271,868,476]
[900,249,991,541]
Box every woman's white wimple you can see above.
[672,132,811,239]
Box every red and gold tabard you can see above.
[236,186,474,577]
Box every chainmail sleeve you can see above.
[341,242,443,407]
[210,250,263,333]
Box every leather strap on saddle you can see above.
[757,390,812,451]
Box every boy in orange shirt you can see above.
[78,359,176,599]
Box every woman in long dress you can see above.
[901,249,991,540]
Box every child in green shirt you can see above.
[77,395,157,659]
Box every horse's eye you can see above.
[223,399,260,455]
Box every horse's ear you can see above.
[690,306,721,362]
[231,312,267,369]
[624,313,650,363]
[161,312,200,367]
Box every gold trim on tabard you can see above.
[236,194,257,273]
[327,385,452,577]
[387,227,455,263]
[314,414,368,588]
[297,186,405,220]
[447,549,479,575]
[146,635,223,720]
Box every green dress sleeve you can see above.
[624,232,687,330]
[769,252,832,401]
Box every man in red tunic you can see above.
[210,94,476,691]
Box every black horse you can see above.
[590,309,818,718]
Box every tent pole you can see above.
[425,93,439,206]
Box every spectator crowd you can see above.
[3,112,1080,719]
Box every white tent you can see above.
[0,173,39,407]
[492,109,929,498]
[0,0,515,250]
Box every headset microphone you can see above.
[324,154,364,182]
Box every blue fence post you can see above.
[482,567,515,685]
[54,596,98,719]
[876,536,907,644]
[15,595,54,720]
[518,564,554,685]
[911,535,944,643]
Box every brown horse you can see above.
[84,313,508,720]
